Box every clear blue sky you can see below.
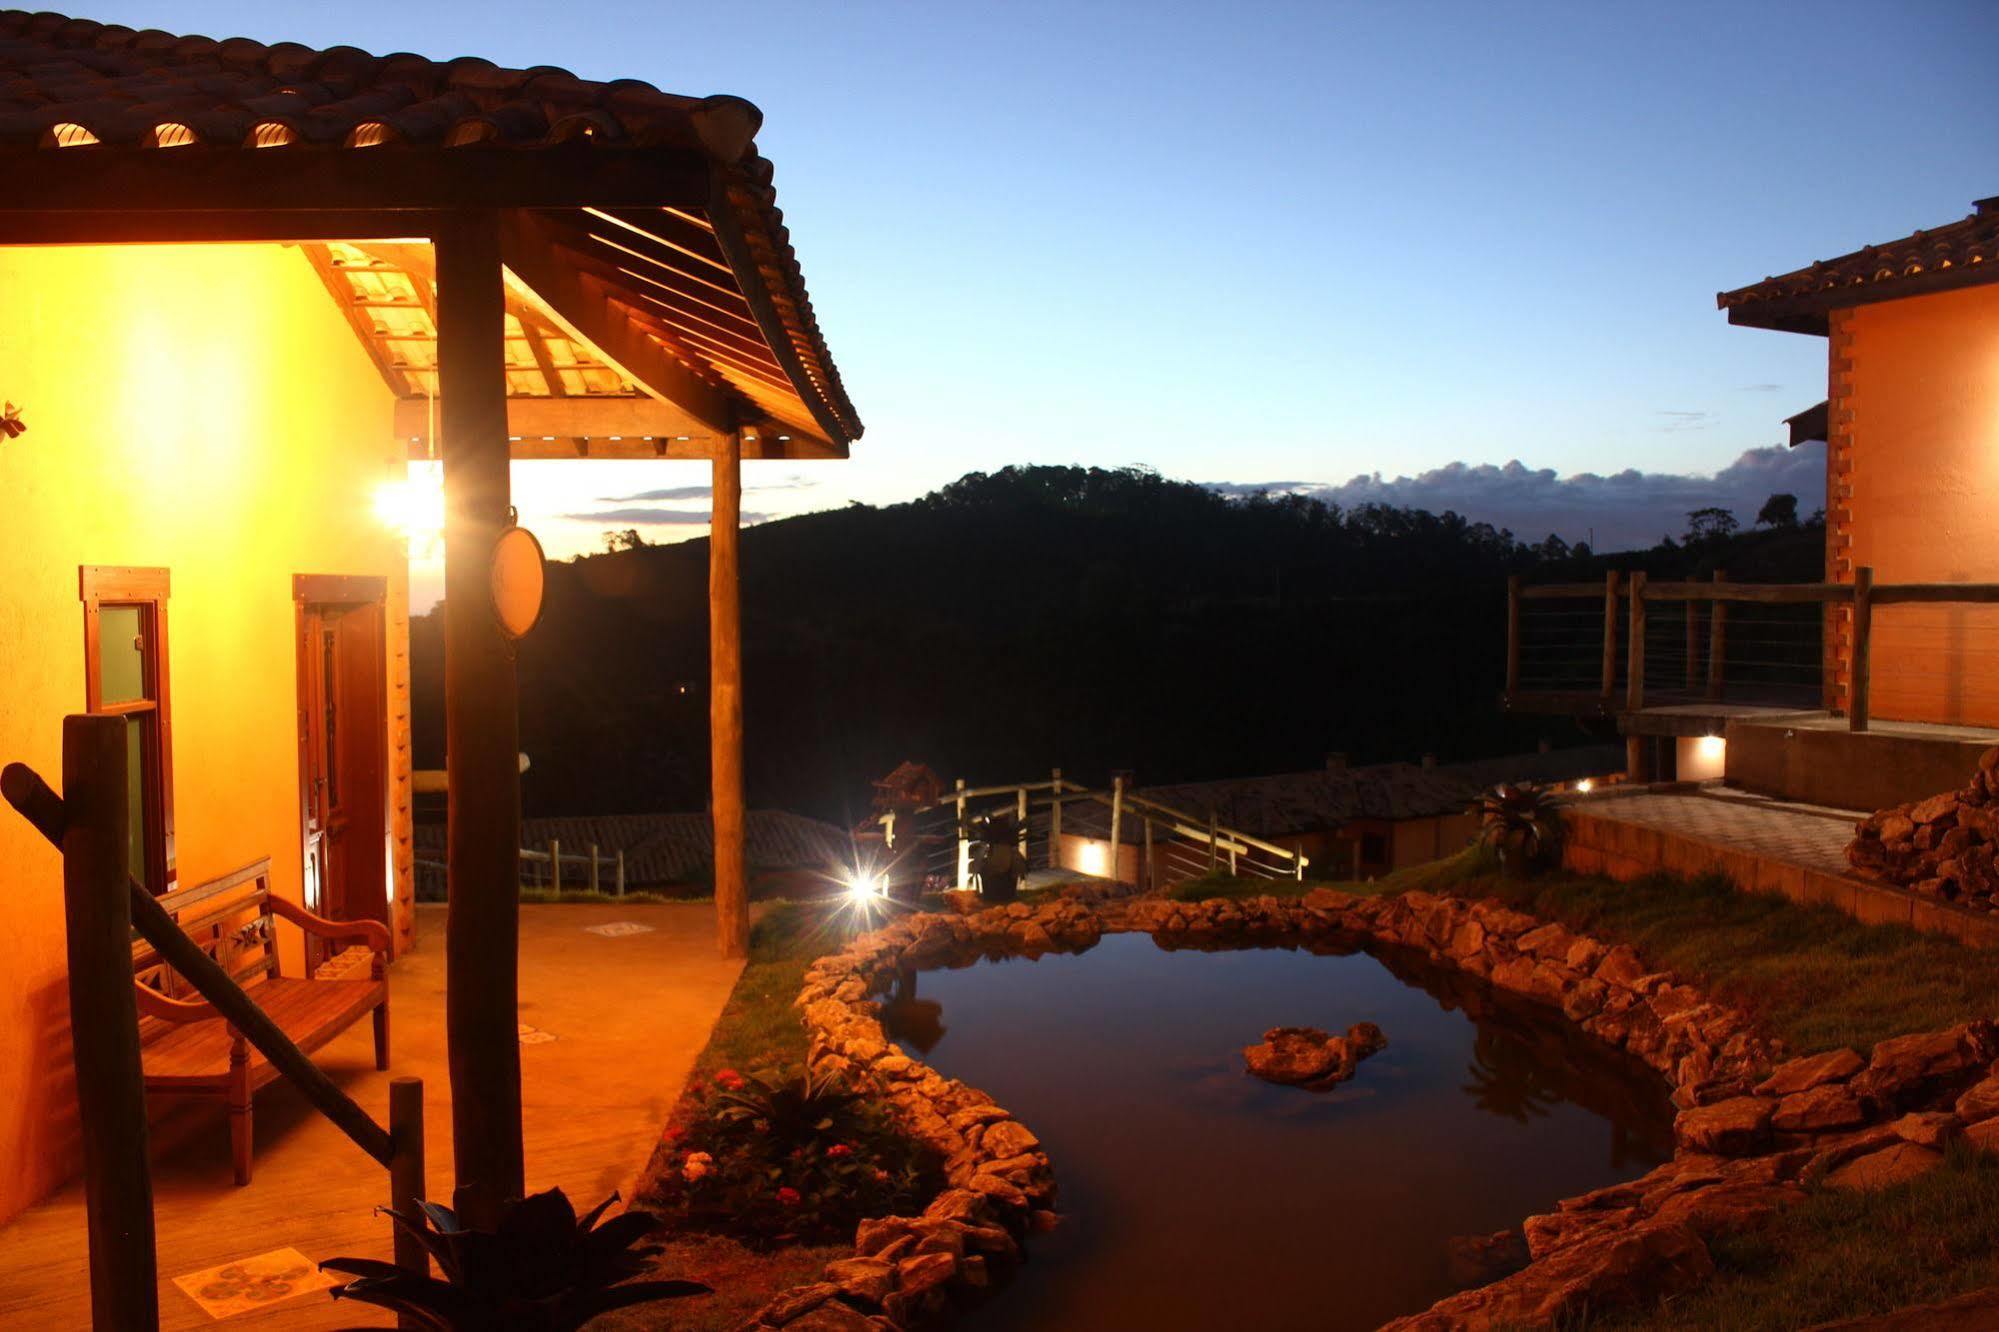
[89,0,1999,571]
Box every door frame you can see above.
[293,573,390,969]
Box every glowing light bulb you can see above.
[374,464,444,553]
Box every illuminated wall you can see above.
[1836,283,1999,725]
[0,243,409,1222]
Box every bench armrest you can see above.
[267,897,391,955]
[134,982,220,1024]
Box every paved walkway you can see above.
[1578,788,1859,877]
[0,902,742,1330]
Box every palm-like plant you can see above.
[321,1188,707,1331]
[711,1063,865,1141]
[1470,782,1565,871]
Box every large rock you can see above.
[1675,1097,1774,1155]
[1852,1024,1998,1111]
[1243,1023,1386,1089]
[1756,1049,1865,1097]
[1381,1220,1714,1330]
[1825,1142,1945,1191]
[1772,1083,1867,1135]
[1954,1072,1999,1125]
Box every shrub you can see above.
[645,1064,940,1247]
[1471,782,1565,872]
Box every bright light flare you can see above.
[1078,841,1108,877]
[374,464,444,553]
[1696,735,1726,762]
[844,868,887,902]
[1574,778,1595,794]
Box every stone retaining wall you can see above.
[736,888,1999,1331]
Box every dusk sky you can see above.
[90,0,1999,597]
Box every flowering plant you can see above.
[643,1064,938,1245]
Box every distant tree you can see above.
[1756,493,1800,528]
[1571,541,1593,560]
[1684,507,1738,544]
[1534,533,1570,561]
[602,528,649,552]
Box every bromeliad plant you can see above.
[644,1061,939,1246]
[1471,781,1566,872]
[320,1188,707,1331]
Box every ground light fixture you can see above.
[1574,778,1595,794]
[1078,841,1109,877]
[845,867,887,902]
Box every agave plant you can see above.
[1470,782,1565,871]
[321,1188,707,1331]
[710,1062,865,1142]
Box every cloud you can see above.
[1654,410,1715,432]
[1208,441,1825,551]
[1736,383,1784,393]
[569,507,772,526]
[598,476,819,504]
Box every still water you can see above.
[882,931,1674,1332]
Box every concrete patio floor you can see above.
[0,901,742,1329]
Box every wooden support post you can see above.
[1684,586,1700,691]
[1851,565,1874,732]
[1208,809,1219,873]
[883,810,896,850]
[588,844,600,894]
[1016,787,1029,861]
[1047,769,1062,869]
[388,1076,429,1305]
[954,779,969,889]
[615,849,626,897]
[549,838,561,898]
[436,207,525,1227]
[1504,574,1522,695]
[61,714,158,1332]
[1707,570,1727,702]
[1108,775,1125,884]
[1143,816,1155,892]
[1626,571,1648,713]
[710,427,748,958]
[1600,571,1621,700]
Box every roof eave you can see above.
[1718,255,1999,336]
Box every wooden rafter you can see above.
[301,242,411,398]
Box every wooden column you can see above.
[953,778,969,890]
[1625,571,1649,784]
[388,1076,429,1300]
[436,209,524,1226]
[1108,775,1125,884]
[1600,571,1621,700]
[1504,575,1522,695]
[710,427,748,958]
[1047,769,1062,869]
[1707,570,1728,702]
[62,714,158,1332]
[1851,565,1874,732]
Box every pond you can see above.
[880,930,1675,1331]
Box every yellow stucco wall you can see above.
[1839,282,1999,726]
[0,243,408,1222]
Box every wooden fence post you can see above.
[1685,581,1701,691]
[389,1076,429,1303]
[62,713,159,1332]
[615,849,626,897]
[1015,787,1028,862]
[954,778,969,890]
[1047,769,1062,869]
[1626,571,1648,712]
[1207,809,1219,873]
[588,844,600,894]
[1600,571,1621,700]
[1108,775,1124,884]
[1142,816,1154,891]
[1505,574,1522,695]
[1851,565,1874,732]
[1707,569,1728,702]
[549,838,561,898]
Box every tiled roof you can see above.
[1135,746,1625,839]
[0,9,860,448]
[414,809,856,886]
[1718,196,1999,332]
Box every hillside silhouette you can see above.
[411,466,1822,824]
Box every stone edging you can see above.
[736,888,1999,1331]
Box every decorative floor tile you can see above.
[583,920,655,937]
[171,1247,333,1320]
[1589,793,1857,875]
[518,1022,558,1045]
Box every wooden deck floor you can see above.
[0,902,743,1330]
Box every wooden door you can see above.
[296,579,389,971]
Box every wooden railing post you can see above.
[1108,775,1125,884]
[1143,816,1155,891]
[1707,569,1728,702]
[1047,769,1062,869]
[388,1075,429,1316]
[1504,574,1522,695]
[615,849,626,896]
[61,714,159,1332]
[1207,808,1219,873]
[1015,787,1028,862]
[588,844,600,894]
[549,838,561,898]
[1851,565,1874,732]
[1600,571,1621,700]
[1626,571,1648,712]
[954,778,969,890]
[1684,579,1701,691]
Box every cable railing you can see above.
[1505,567,1999,732]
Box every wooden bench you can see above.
[131,859,391,1185]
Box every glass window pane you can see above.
[125,716,149,883]
[99,604,147,704]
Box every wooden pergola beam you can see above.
[0,209,436,245]
[711,426,748,959]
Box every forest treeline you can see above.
[411,466,1823,824]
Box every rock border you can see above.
[735,887,1999,1331]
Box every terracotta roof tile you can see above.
[1718,197,1999,328]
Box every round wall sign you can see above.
[489,525,546,639]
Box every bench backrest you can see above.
[132,859,279,1013]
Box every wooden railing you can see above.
[1505,567,1999,733]
[2,714,427,1332]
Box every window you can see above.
[80,566,174,893]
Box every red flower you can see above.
[663,1125,688,1145]
[715,1069,746,1091]
[825,1143,852,1159]
[775,1186,802,1207]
